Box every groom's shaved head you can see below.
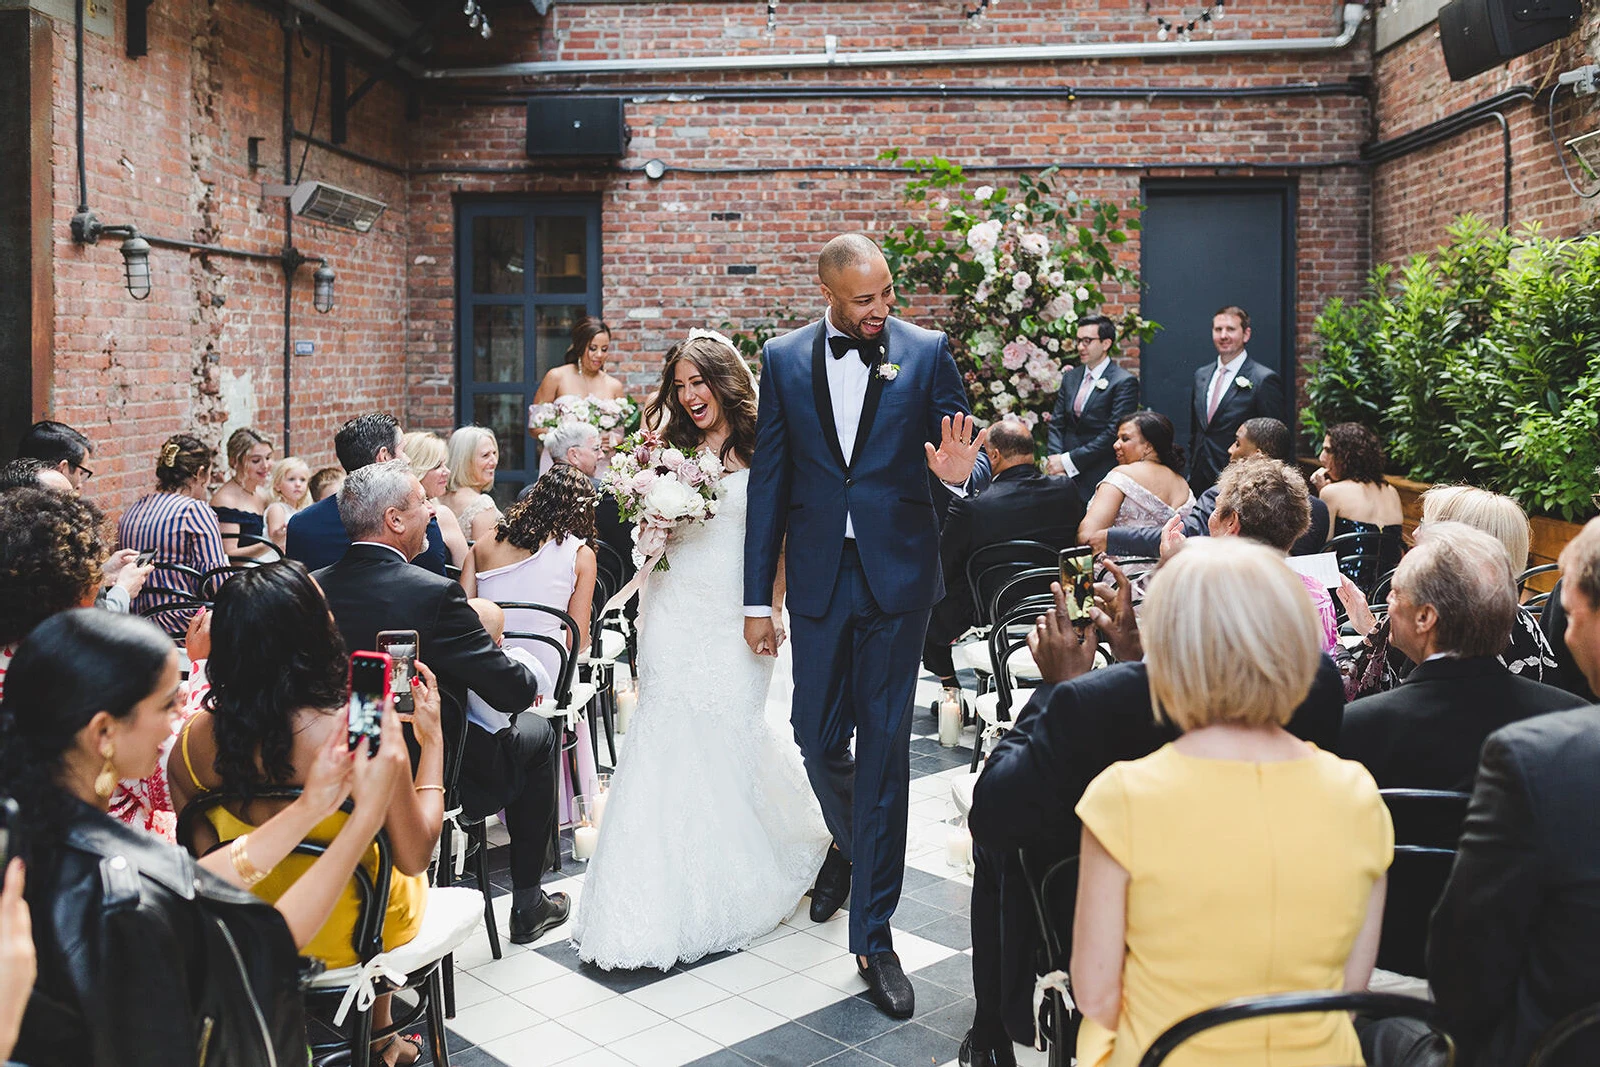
[818,233,884,283]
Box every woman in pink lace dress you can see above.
[1079,412,1195,557]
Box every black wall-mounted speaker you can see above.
[1437,0,1581,82]
[526,98,627,158]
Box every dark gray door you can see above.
[1137,182,1296,449]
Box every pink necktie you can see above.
[1072,371,1095,417]
[1206,367,1228,422]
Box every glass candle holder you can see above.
[572,795,599,860]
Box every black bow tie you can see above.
[829,335,881,365]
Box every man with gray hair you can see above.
[544,422,602,478]
[315,460,571,944]
[1339,521,1583,792]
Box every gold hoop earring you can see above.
[94,741,118,799]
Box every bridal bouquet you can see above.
[602,430,724,571]
[527,394,640,436]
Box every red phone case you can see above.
[347,650,393,753]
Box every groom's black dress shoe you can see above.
[509,892,570,944]
[958,1030,1016,1067]
[809,847,851,922]
[857,951,914,1018]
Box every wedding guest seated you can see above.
[1340,523,1583,792]
[1341,486,1556,698]
[168,561,444,1066]
[1071,539,1389,1067]
[314,460,568,943]
[309,465,344,502]
[1106,417,1327,558]
[960,559,1346,1067]
[15,419,94,495]
[465,465,597,685]
[2,609,404,1067]
[1077,411,1193,555]
[0,457,73,494]
[263,455,312,549]
[546,420,636,583]
[286,413,447,574]
[211,427,275,559]
[922,417,1083,688]
[1313,422,1403,588]
[118,433,230,633]
[1363,520,1600,1067]
[439,425,504,544]
[402,430,470,570]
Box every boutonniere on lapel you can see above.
[1234,375,1252,390]
[877,362,900,382]
[1093,378,1109,391]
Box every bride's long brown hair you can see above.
[642,337,759,468]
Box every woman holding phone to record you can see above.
[167,561,446,1067]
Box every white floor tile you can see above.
[513,970,618,1015]
[741,972,851,1018]
[624,971,728,1018]
[746,929,846,971]
[747,924,797,949]
[801,956,870,994]
[890,929,961,973]
[446,997,547,1045]
[453,928,526,969]
[560,995,670,1045]
[480,1020,595,1066]
[606,1020,723,1067]
[692,950,791,994]
[677,997,788,1046]
[446,969,501,1011]
[807,916,854,948]
[553,1049,634,1067]
[470,947,574,993]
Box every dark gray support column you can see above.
[0,11,52,455]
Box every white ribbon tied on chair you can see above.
[1032,969,1077,1052]
[333,957,409,1026]
[444,807,469,878]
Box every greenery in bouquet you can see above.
[601,429,725,571]
[876,152,1156,444]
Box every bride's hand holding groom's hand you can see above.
[745,616,780,657]
[925,413,987,487]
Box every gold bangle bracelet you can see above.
[414,784,445,795]
[230,834,266,888]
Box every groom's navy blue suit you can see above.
[746,315,972,956]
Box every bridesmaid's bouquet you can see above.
[527,394,640,436]
[602,430,725,571]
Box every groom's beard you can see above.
[829,304,886,342]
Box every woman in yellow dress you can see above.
[1071,538,1392,1067]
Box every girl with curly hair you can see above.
[464,464,598,687]
[1313,422,1404,589]
[0,488,113,692]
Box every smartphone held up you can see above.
[347,651,391,756]
[376,630,419,715]
[1058,547,1096,627]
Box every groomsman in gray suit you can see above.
[1045,315,1139,497]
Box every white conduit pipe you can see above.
[422,2,1366,80]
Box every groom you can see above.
[744,233,985,1018]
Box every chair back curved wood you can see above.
[967,541,1062,622]
[988,604,1048,724]
[1325,529,1403,597]
[1136,991,1451,1067]
[1017,849,1080,1067]
[1526,1000,1600,1066]
[1379,789,1471,980]
[492,601,580,703]
[990,568,1059,630]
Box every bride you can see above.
[572,331,831,971]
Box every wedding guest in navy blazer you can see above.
[1045,315,1139,497]
[1188,306,1284,494]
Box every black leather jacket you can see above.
[13,801,306,1067]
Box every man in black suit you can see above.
[923,419,1083,688]
[286,412,449,575]
[957,577,1345,1067]
[1045,315,1139,497]
[314,459,569,943]
[1341,523,1583,792]
[1106,417,1328,558]
[1187,306,1285,494]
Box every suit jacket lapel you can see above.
[848,327,889,470]
[811,325,848,471]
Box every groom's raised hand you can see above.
[925,413,988,487]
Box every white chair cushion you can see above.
[560,680,597,715]
[952,641,990,673]
[950,771,979,817]
[975,687,1037,726]
[1007,645,1042,681]
[305,885,483,990]
[592,629,626,663]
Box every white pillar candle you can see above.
[617,688,637,734]
[573,825,599,861]
[945,824,973,869]
[938,697,963,748]
[590,791,608,829]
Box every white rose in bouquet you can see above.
[643,477,704,523]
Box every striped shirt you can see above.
[118,491,230,634]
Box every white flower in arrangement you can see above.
[1019,233,1049,257]
[659,447,686,468]
[1076,286,1090,301]
[1003,290,1026,314]
[1040,295,1075,323]
[643,477,704,523]
[697,449,724,478]
[993,391,1016,412]
[935,197,949,211]
[973,185,995,202]
[967,219,1003,254]
[1014,376,1035,399]
[1047,271,1066,288]
[1012,271,1033,292]
[1046,338,1061,352]
[989,379,1007,395]
[970,329,1002,358]
[1012,209,1026,222]
[1017,411,1040,431]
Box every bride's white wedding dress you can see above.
[572,468,831,970]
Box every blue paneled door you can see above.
[457,199,602,507]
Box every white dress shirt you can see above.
[466,645,553,733]
[1203,350,1249,425]
[1052,355,1112,479]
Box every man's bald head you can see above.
[818,233,885,284]
[817,234,894,342]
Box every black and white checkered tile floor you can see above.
[411,673,1048,1067]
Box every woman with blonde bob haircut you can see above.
[439,426,503,543]
[1071,538,1393,1067]
[401,430,470,570]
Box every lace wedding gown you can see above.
[572,469,831,970]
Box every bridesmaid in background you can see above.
[529,317,627,475]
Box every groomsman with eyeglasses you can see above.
[1044,316,1139,498]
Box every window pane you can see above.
[535,216,588,294]
[536,304,589,379]
[472,216,524,294]
[472,306,524,383]
[472,393,528,477]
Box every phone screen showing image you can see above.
[1059,547,1096,627]
[377,631,419,715]
[347,652,391,756]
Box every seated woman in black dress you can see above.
[1311,422,1403,592]
[210,427,275,559]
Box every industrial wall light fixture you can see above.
[69,211,154,300]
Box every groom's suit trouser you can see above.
[789,541,930,957]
